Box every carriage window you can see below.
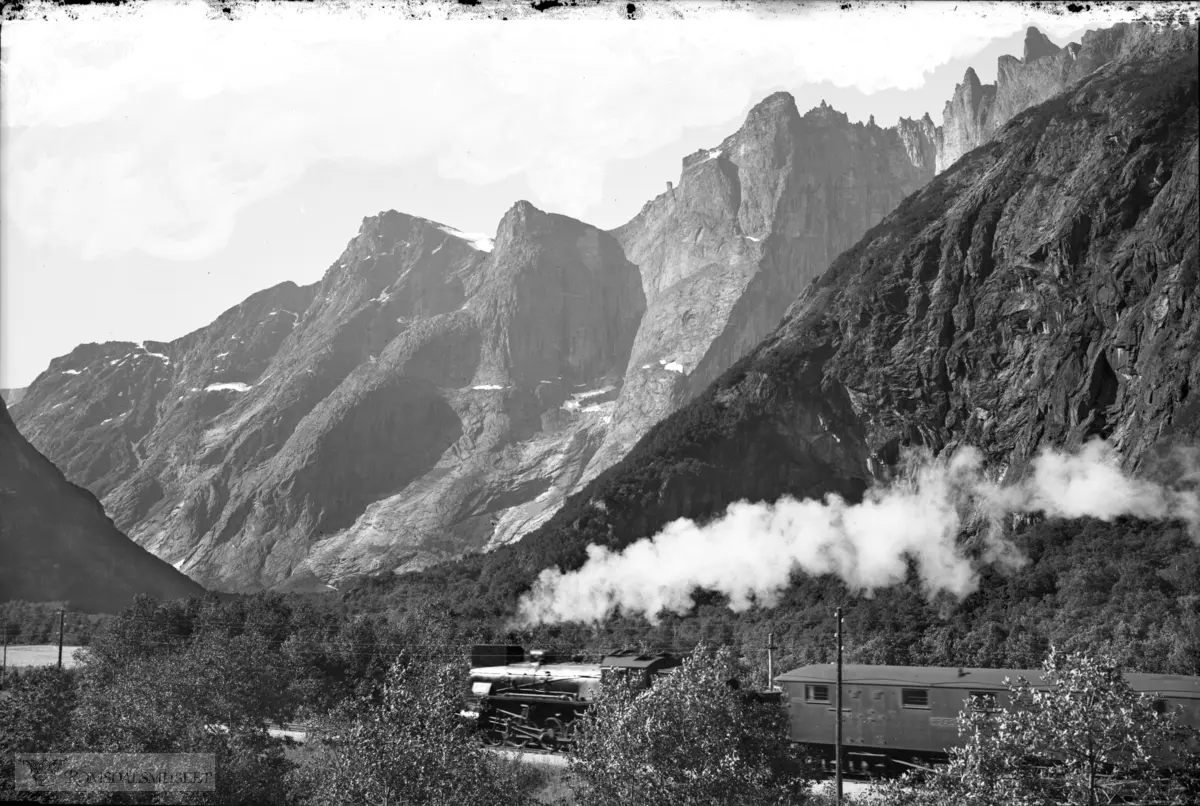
[968,691,998,711]
[805,685,831,703]
[901,688,930,708]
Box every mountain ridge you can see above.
[450,35,1198,624]
[11,20,1192,594]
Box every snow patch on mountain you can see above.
[438,225,494,253]
[138,343,171,363]
[205,382,252,393]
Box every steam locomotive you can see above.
[467,644,680,749]
[469,645,1200,768]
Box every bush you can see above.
[291,650,539,806]
[568,645,811,806]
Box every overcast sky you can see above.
[0,0,1149,388]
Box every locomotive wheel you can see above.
[539,718,565,752]
[481,716,504,746]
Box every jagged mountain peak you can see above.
[937,19,1197,174]
[750,90,800,118]
[497,198,549,236]
[1023,26,1062,63]
[801,100,849,126]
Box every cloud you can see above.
[516,440,1200,626]
[1,1,1154,261]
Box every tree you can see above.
[568,645,810,806]
[877,648,1200,806]
[70,630,295,804]
[0,667,76,799]
[293,650,538,806]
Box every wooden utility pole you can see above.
[57,610,64,670]
[766,632,778,690]
[2,621,7,692]
[835,606,844,806]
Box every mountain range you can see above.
[10,21,1195,599]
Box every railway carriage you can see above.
[776,663,1200,775]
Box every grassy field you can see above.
[3,644,85,669]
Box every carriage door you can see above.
[843,688,865,747]
[861,687,885,749]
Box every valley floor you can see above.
[3,644,85,669]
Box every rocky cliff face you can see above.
[0,388,25,406]
[14,207,645,591]
[0,398,204,612]
[499,35,1199,581]
[570,95,936,503]
[936,23,1197,173]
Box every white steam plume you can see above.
[516,440,1200,626]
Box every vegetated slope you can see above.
[0,398,205,613]
[465,31,1198,606]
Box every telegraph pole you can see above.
[2,621,7,692]
[835,606,844,806]
[57,610,64,670]
[766,632,778,691]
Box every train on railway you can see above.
[467,644,681,749]
[468,644,1200,770]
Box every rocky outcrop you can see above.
[568,95,936,502]
[0,398,204,612]
[936,22,1198,173]
[0,388,25,406]
[500,37,1199,580]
